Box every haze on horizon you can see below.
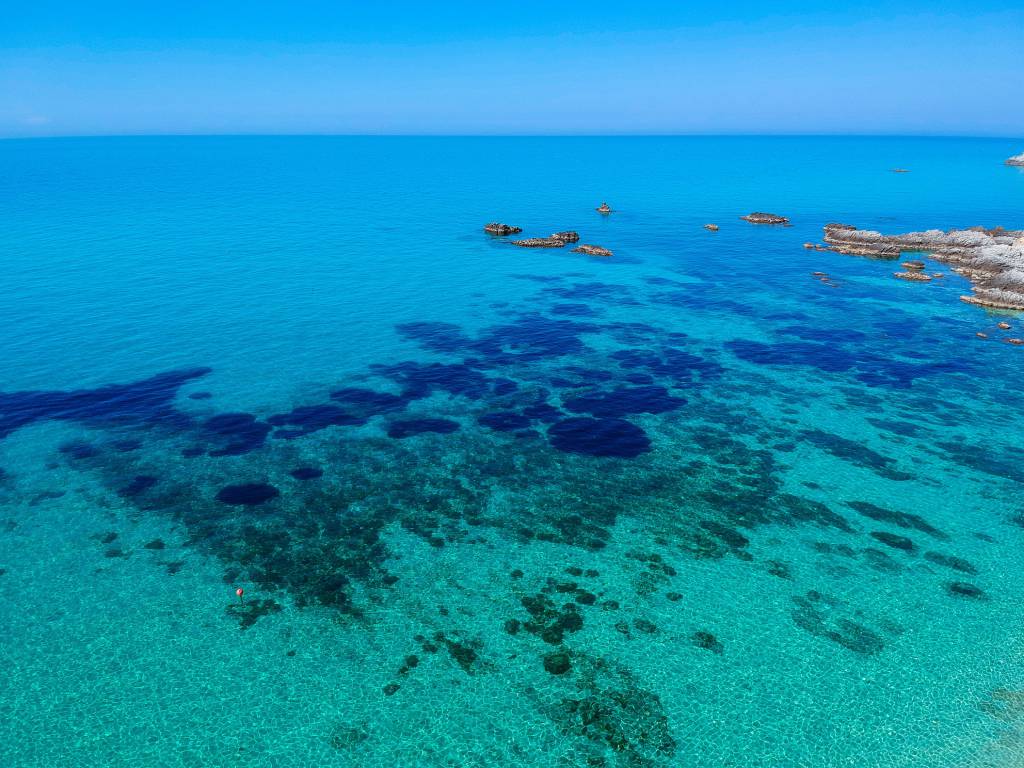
[2,0,1022,139]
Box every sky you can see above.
[1,1,1022,137]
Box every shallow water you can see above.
[1,135,1023,767]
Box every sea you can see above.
[1,135,1023,767]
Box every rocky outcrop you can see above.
[484,223,522,236]
[894,271,931,282]
[901,260,926,270]
[596,203,613,215]
[1006,153,1024,167]
[704,224,719,231]
[741,212,789,225]
[572,244,613,257]
[512,237,566,248]
[550,231,580,243]
[824,222,1024,311]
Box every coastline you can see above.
[823,223,1024,311]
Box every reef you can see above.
[790,590,886,655]
[823,222,1024,310]
[741,212,790,225]
[546,653,676,766]
[483,222,522,236]
[572,244,614,258]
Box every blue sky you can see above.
[2,1,1022,137]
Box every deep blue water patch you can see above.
[563,385,687,419]
[603,321,660,346]
[387,418,461,439]
[728,340,856,373]
[396,314,600,368]
[544,282,637,304]
[550,303,599,317]
[728,339,973,389]
[491,378,519,396]
[473,315,599,364]
[395,322,472,355]
[547,417,652,458]
[558,366,616,386]
[611,347,723,384]
[267,405,365,439]
[778,325,869,344]
[202,412,272,456]
[373,362,491,400]
[0,367,209,440]
[478,411,532,432]
[122,475,158,497]
[509,274,564,283]
[59,440,100,460]
[523,403,563,423]
[216,483,281,506]
[649,288,755,318]
[643,276,689,288]
[329,387,411,416]
[110,438,143,452]
[290,467,324,480]
[624,373,655,385]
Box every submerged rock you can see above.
[572,244,613,258]
[947,581,987,599]
[484,222,522,236]
[512,237,566,248]
[691,630,723,654]
[1006,153,1024,167]
[543,651,572,675]
[741,212,790,225]
[824,222,1024,310]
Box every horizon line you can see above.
[4,131,1023,142]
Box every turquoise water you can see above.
[1,135,1023,767]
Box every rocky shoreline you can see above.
[823,223,1024,311]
